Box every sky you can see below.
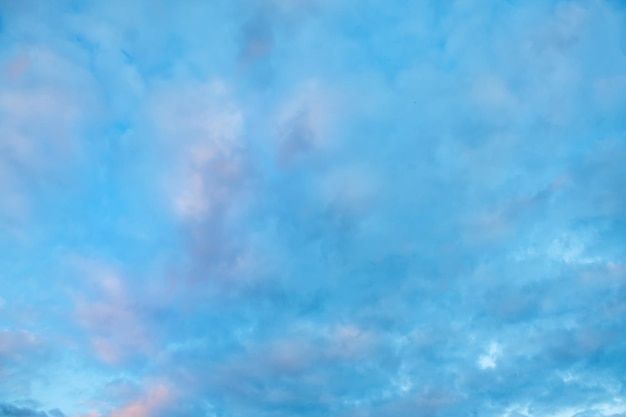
[1,0,626,416]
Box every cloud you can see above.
[238,7,275,65]
[0,402,65,417]
[274,80,338,167]
[107,384,173,417]
[1,1,626,417]
[0,45,98,227]
[0,329,44,362]
[149,80,245,223]
[71,260,155,366]
[0,330,51,398]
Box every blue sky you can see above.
[1,0,626,416]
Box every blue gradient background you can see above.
[1,1,626,416]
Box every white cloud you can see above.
[477,342,500,370]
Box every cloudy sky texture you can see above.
[1,0,626,416]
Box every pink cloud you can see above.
[4,54,30,79]
[75,412,100,417]
[72,261,152,365]
[108,384,174,417]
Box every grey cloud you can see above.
[239,8,274,64]
[277,109,319,166]
[0,403,65,417]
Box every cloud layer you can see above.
[1,0,626,416]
